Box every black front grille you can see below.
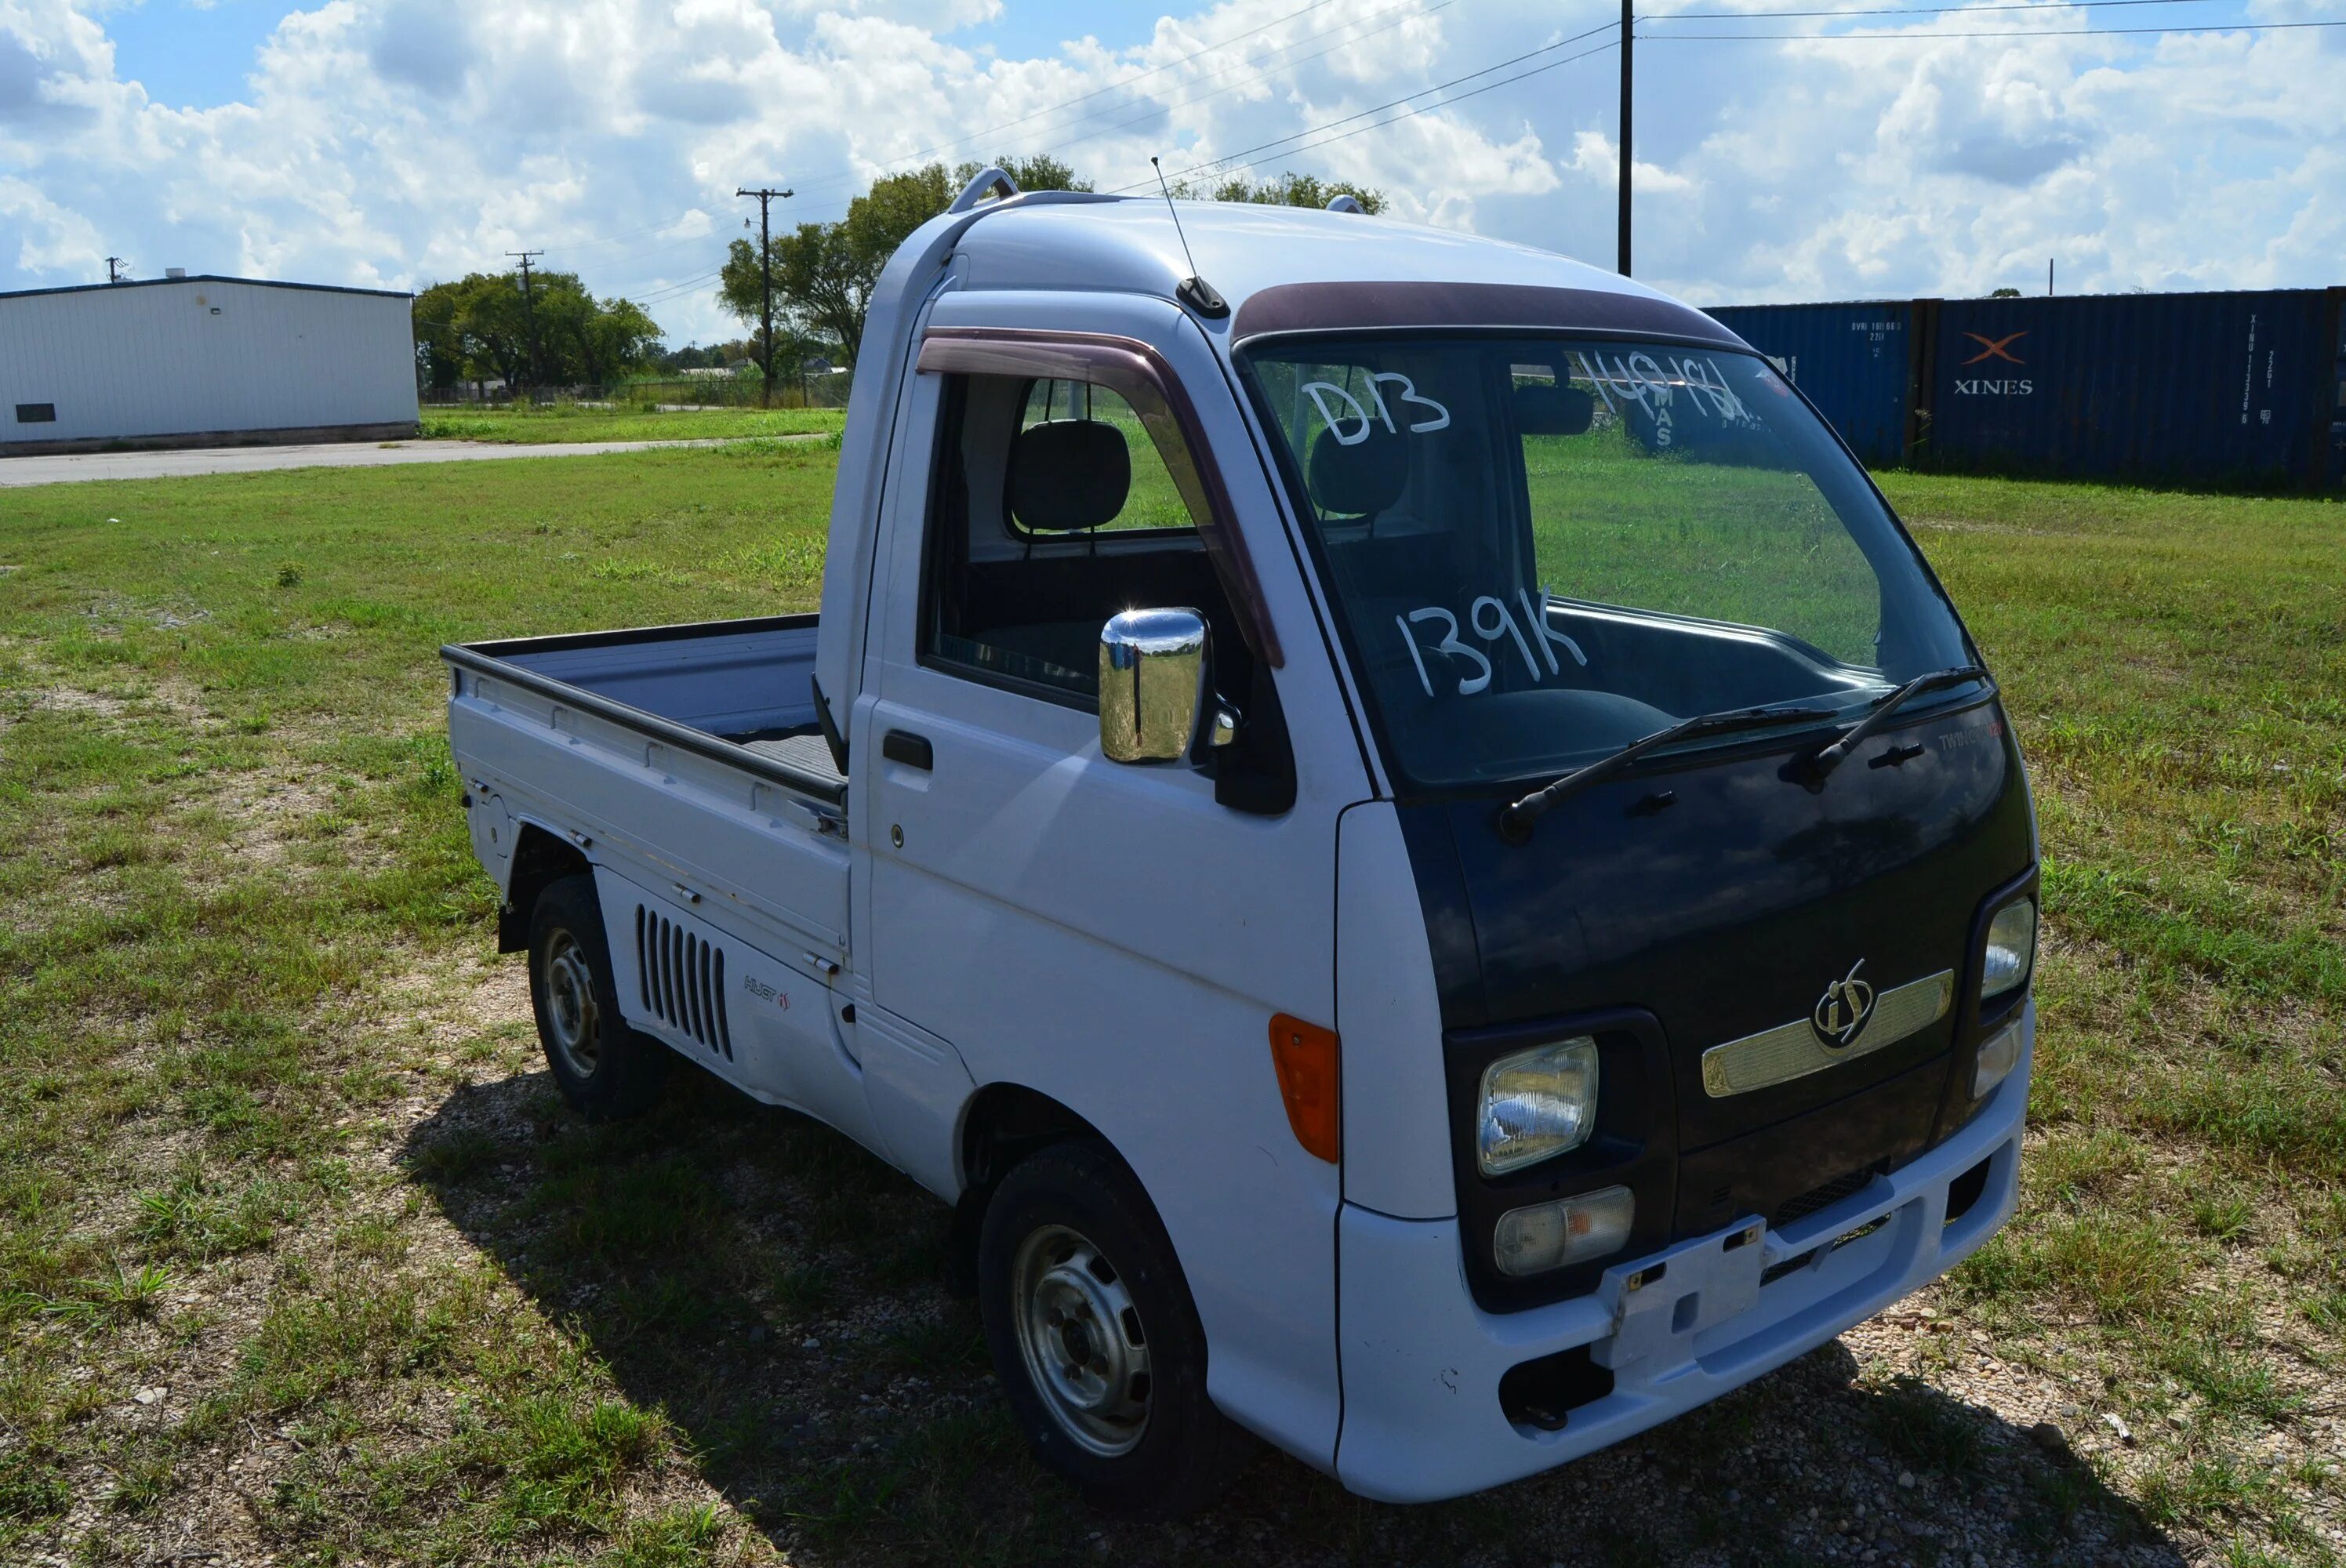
[1773,1165,1876,1228]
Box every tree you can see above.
[537,281,661,387]
[724,221,868,364]
[720,157,1095,366]
[411,270,663,393]
[712,157,1385,368]
[1989,287,2022,298]
[953,154,1093,196]
[412,274,532,390]
[1188,170,1386,213]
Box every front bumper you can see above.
[1332,1003,2031,1503]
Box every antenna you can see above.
[1151,157,1229,320]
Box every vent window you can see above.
[15,404,56,423]
[634,905,732,1059]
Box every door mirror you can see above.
[1099,608,1208,763]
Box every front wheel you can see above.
[978,1142,1248,1515]
[528,874,667,1120]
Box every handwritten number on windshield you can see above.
[1399,590,1588,699]
[1304,373,1451,446]
[1402,608,1492,695]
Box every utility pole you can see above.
[507,250,543,395]
[736,187,792,408]
[106,256,125,284]
[1618,0,1633,276]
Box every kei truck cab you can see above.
[442,172,2039,1513]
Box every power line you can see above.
[1648,17,2343,34]
[1120,16,1620,191]
[785,0,1354,199]
[536,212,711,254]
[1656,0,2215,15]
[536,1,1436,284]
[553,224,727,276]
[1240,39,1622,169]
[532,0,1453,252]
[628,270,725,306]
[1015,0,1455,172]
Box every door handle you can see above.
[881,729,934,770]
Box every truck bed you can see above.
[442,614,844,804]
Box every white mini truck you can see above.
[446,173,2038,1512]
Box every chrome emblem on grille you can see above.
[1702,967,1953,1098]
[1810,960,1877,1049]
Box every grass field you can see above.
[417,405,848,445]
[0,447,2340,1566]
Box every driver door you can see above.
[849,292,1361,1466]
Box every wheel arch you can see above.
[946,1082,1136,1298]
[497,821,592,953]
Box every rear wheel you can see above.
[528,874,666,1120]
[978,1142,1247,1515]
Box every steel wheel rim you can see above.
[1011,1222,1151,1457]
[542,930,601,1078]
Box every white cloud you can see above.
[0,0,2335,344]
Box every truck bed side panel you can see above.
[448,658,875,1150]
[592,869,883,1154]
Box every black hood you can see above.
[1395,692,2034,1308]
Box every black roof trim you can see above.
[0,274,413,304]
[1232,280,1747,350]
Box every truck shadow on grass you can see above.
[405,1065,2184,1568]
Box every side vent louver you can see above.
[634,904,732,1059]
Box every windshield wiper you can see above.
[1496,702,1839,844]
[1794,665,1992,788]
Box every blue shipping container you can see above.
[1705,301,1912,468]
[1926,289,2339,489]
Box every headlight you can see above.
[1972,1019,2023,1100]
[1476,1037,1599,1177]
[1980,898,2036,1000]
[1494,1185,1635,1276]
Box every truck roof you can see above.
[946,196,1732,345]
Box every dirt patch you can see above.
[202,769,348,874]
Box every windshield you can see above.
[1239,335,1977,791]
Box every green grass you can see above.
[418,404,847,445]
[0,450,2339,1564]
[1527,432,1883,663]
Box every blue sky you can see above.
[7,0,2338,346]
[100,0,1137,110]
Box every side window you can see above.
[918,372,1225,706]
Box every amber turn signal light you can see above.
[1268,1014,1340,1163]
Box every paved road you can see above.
[0,435,814,488]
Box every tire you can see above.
[978,1142,1249,1516]
[527,873,667,1120]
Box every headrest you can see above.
[1307,426,1407,517]
[1515,382,1596,437]
[1008,419,1131,532]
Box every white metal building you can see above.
[0,274,417,454]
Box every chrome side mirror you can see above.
[1099,608,1209,763]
